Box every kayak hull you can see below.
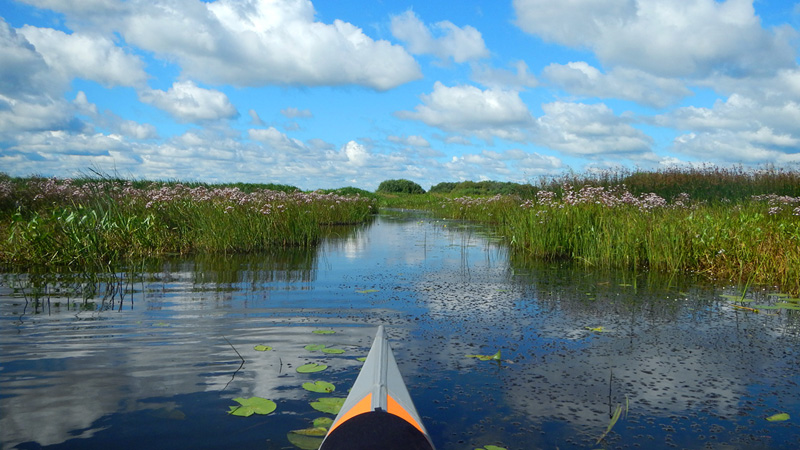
[318,326,435,450]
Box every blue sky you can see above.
[1,0,799,190]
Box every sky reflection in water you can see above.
[1,213,799,449]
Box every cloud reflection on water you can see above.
[1,214,799,449]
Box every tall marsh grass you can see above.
[0,176,375,270]
[399,167,800,294]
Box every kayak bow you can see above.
[319,325,435,450]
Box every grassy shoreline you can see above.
[0,175,375,270]
[380,167,800,295]
[3,167,799,295]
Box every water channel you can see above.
[1,211,799,449]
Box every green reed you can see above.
[382,173,800,294]
[0,176,375,270]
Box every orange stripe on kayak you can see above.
[387,394,425,434]
[327,393,372,435]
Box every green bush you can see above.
[376,179,426,194]
[429,180,536,197]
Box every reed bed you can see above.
[400,167,800,294]
[0,176,375,270]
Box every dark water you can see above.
[1,212,799,450]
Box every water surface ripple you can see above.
[1,212,799,449]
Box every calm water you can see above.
[1,212,799,449]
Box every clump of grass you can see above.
[0,176,375,270]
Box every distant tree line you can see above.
[375,165,800,202]
[376,179,426,194]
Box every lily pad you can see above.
[322,348,345,354]
[297,363,328,373]
[254,345,272,351]
[228,397,276,417]
[313,330,335,335]
[290,427,328,436]
[356,289,379,294]
[305,344,327,351]
[310,397,346,414]
[766,413,790,422]
[313,417,334,428]
[585,326,605,332]
[287,432,324,450]
[302,381,336,393]
[466,350,502,361]
[356,357,367,362]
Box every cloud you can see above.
[18,26,147,87]
[248,126,307,153]
[0,18,63,99]
[342,140,370,167]
[534,101,654,158]
[280,107,313,119]
[19,0,421,90]
[513,0,797,78]
[657,93,800,164]
[471,60,538,90]
[446,149,562,180]
[397,82,532,141]
[248,109,265,126]
[673,131,800,164]
[139,81,238,123]
[659,94,800,135]
[543,62,692,108]
[388,135,430,147]
[390,10,489,63]
[118,0,420,90]
[0,93,87,136]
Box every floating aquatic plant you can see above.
[254,345,272,351]
[297,363,328,374]
[302,381,335,393]
[466,350,502,361]
[290,427,328,436]
[356,289,379,294]
[321,348,345,354]
[314,417,333,428]
[310,397,345,415]
[287,432,323,450]
[227,397,276,417]
[305,344,327,351]
[287,417,334,450]
[313,330,335,335]
[766,413,790,422]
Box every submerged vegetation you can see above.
[0,174,375,271]
[380,166,800,295]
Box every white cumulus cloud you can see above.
[390,10,489,63]
[397,82,532,141]
[139,81,238,123]
[118,0,421,90]
[514,0,797,78]
[18,26,147,87]
[543,62,692,108]
[534,102,654,158]
[471,60,538,90]
[342,140,370,166]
